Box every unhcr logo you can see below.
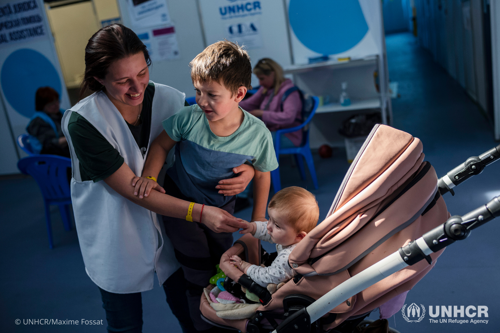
[401,304,489,325]
[401,303,426,323]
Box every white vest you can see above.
[62,82,183,293]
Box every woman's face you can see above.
[95,52,149,112]
[256,72,275,90]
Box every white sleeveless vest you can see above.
[61,82,183,293]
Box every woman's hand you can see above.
[217,164,255,196]
[201,206,248,233]
[131,176,166,198]
[249,110,264,118]
[58,136,68,147]
[239,221,256,235]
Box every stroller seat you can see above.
[201,125,449,332]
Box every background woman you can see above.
[27,87,70,157]
[239,58,303,149]
[62,24,251,333]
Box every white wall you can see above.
[117,0,206,96]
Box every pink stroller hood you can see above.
[201,125,449,331]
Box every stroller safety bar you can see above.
[438,144,500,195]
[271,196,500,333]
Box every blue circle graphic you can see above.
[289,0,369,55]
[1,49,62,118]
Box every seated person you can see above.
[230,186,319,287]
[239,58,303,149]
[27,87,70,157]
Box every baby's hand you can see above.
[131,176,165,198]
[230,255,251,272]
[239,221,256,235]
[229,255,243,268]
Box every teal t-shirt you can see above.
[162,104,278,207]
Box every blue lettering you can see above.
[249,23,257,32]
[253,1,261,11]
[219,7,227,16]
[238,24,243,34]
[236,4,244,13]
[228,6,236,14]
[245,2,252,11]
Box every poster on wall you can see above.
[127,0,170,28]
[135,25,180,61]
[0,0,48,47]
[199,0,264,50]
[286,0,381,64]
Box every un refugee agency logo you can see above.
[401,303,426,323]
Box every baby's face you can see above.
[267,208,302,247]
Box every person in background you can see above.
[236,58,303,211]
[27,87,70,157]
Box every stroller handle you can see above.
[271,196,500,333]
[438,144,500,195]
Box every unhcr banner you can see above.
[0,0,46,47]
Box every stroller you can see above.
[200,124,500,333]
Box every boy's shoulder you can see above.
[241,108,270,135]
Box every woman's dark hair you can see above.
[35,86,59,111]
[80,24,151,98]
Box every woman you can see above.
[239,58,303,149]
[61,24,252,333]
[27,87,70,157]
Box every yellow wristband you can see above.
[186,202,195,222]
[146,176,157,182]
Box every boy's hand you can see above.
[239,221,256,235]
[217,164,254,196]
[131,176,165,199]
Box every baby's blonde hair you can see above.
[268,186,319,233]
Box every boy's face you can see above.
[194,80,246,124]
[267,208,305,247]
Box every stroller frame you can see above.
[201,126,500,333]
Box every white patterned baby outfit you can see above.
[246,221,296,287]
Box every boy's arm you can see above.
[251,170,270,222]
[132,130,177,198]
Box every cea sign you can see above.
[219,1,261,19]
[228,22,257,36]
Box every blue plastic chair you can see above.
[17,155,72,249]
[185,96,197,105]
[271,96,320,192]
[17,134,36,156]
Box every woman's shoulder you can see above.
[277,79,295,93]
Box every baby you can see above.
[230,186,319,287]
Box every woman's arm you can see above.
[104,162,248,233]
[261,91,302,126]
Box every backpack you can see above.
[280,86,315,126]
[26,111,60,154]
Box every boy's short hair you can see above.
[189,40,252,95]
[268,186,319,233]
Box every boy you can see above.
[133,40,278,331]
[231,186,319,287]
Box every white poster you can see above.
[135,25,180,61]
[0,0,47,47]
[127,0,170,28]
[199,0,264,50]
[225,19,262,50]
